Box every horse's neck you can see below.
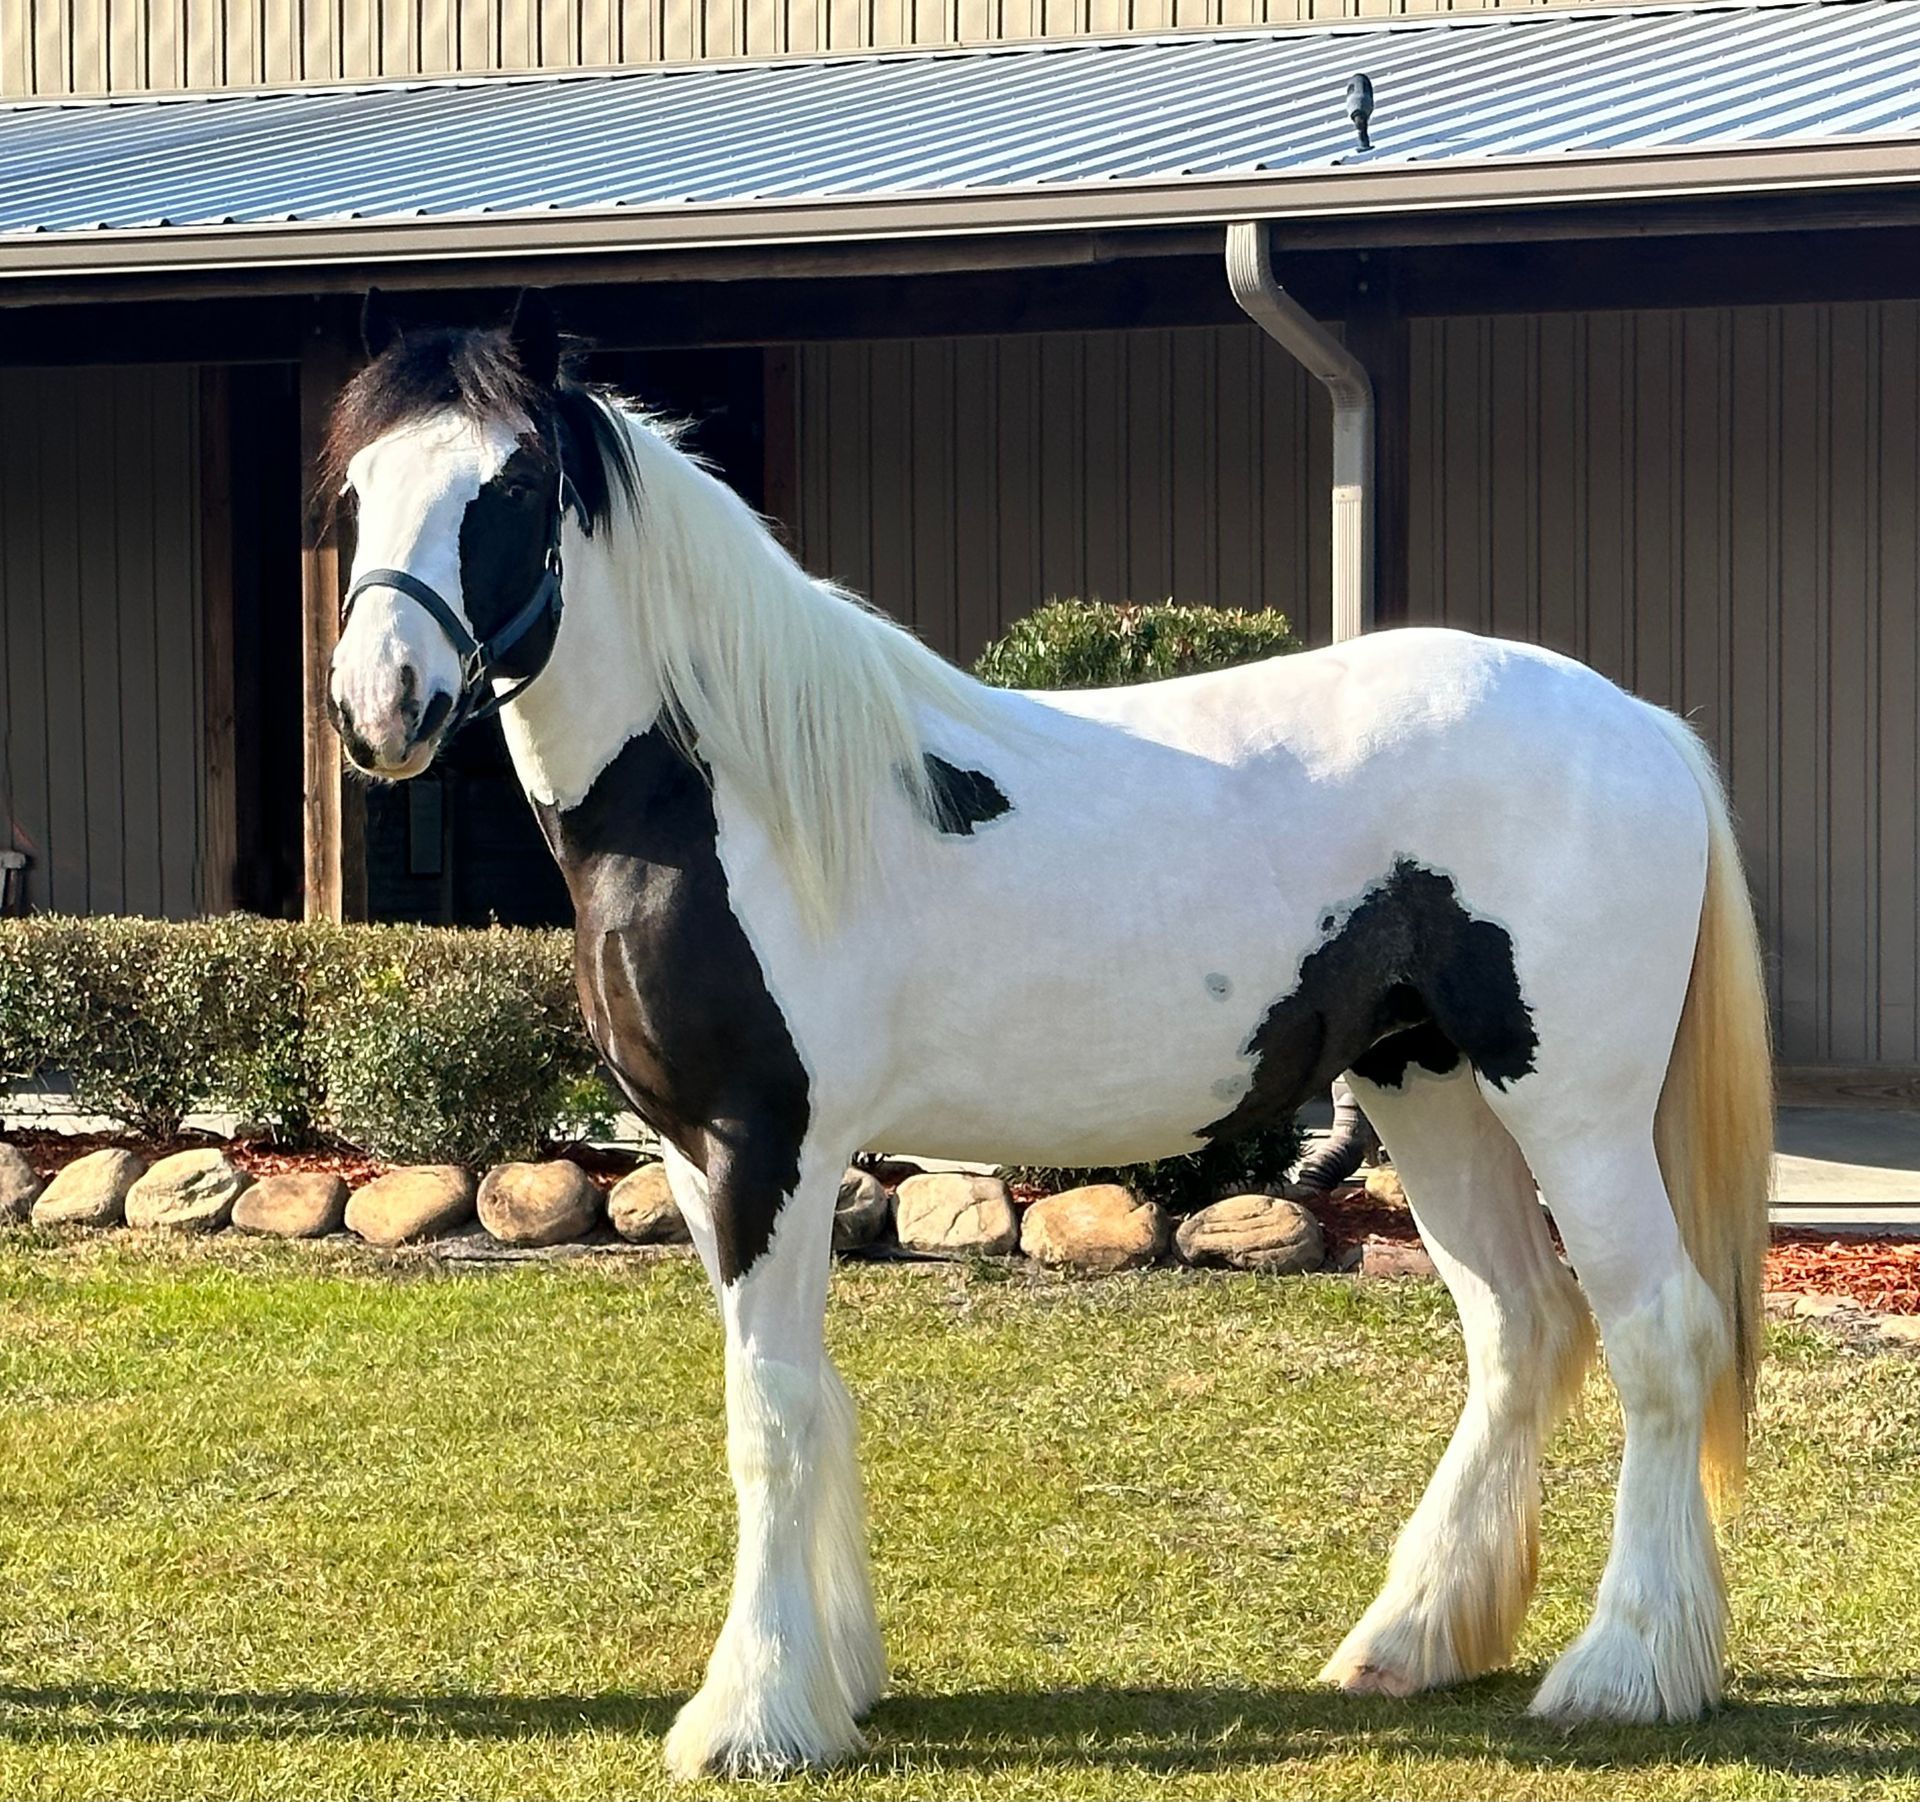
[497,529,661,814]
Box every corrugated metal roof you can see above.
[4,0,1920,274]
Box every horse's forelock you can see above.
[318,325,638,535]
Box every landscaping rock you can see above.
[125,1148,250,1232]
[610,1163,690,1244]
[833,1168,891,1251]
[1361,1238,1437,1279]
[345,1165,475,1246]
[1878,1316,1920,1347]
[32,1148,144,1227]
[1020,1183,1168,1273]
[1792,1292,1855,1320]
[0,1144,43,1222]
[1363,1165,1408,1208]
[1175,1192,1324,1274]
[894,1172,1017,1258]
[478,1159,601,1248]
[232,1172,349,1239]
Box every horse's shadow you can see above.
[1,1676,1916,1780]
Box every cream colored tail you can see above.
[1645,708,1774,1512]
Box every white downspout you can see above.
[1224,221,1375,643]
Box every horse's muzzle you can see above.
[327,677,446,780]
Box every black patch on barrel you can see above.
[536,727,810,1285]
[1201,859,1536,1142]
[923,756,1011,836]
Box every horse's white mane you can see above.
[606,402,1000,928]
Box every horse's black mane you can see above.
[319,324,639,534]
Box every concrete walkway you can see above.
[1773,1104,1920,1231]
[1294,1098,1920,1234]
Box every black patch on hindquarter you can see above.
[535,728,810,1285]
[459,443,559,678]
[1201,858,1537,1142]
[923,756,1012,835]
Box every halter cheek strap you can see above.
[340,467,586,738]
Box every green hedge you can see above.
[973,598,1299,691]
[0,916,613,1165]
[977,598,1305,1212]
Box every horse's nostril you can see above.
[417,690,454,741]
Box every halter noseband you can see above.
[341,444,589,738]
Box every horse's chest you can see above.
[536,730,811,1206]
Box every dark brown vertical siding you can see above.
[0,366,204,917]
[796,325,1323,666]
[1408,302,1920,1066]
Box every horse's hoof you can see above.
[1529,1617,1720,1726]
[663,1676,864,1781]
[1320,1653,1424,1699]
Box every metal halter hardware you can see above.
[340,450,588,739]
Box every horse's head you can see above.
[324,291,586,779]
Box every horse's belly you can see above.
[860,971,1305,1167]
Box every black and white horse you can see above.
[325,297,1773,1779]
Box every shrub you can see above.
[973,598,1298,691]
[976,598,1306,1209]
[0,915,310,1138]
[305,924,599,1168]
[0,915,614,1165]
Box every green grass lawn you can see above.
[0,1236,1916,1800]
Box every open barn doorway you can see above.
[362,345,769,928]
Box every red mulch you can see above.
[1766,1234,1920,1314]
[7,1132,643,1193]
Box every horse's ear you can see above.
[507,290,560,389]
[360,286,402,360]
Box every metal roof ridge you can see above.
[0,0,1892,117]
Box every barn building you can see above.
[4,0,1920,1088]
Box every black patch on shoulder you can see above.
[535,728,809,1285]
[923,755,1012,836]
[1201,858,1536,1142]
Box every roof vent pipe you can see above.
[1224,221,1374,643]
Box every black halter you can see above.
[341,447,589,737]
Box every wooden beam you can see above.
[1343,256,1411,629]
[761,347,800,550]
[197,366,239,914]
[0,227,1218,312]
[298,304,366,924]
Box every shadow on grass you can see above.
[1,1675,1916,1782]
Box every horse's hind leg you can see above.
[1322,1062,1594,1697]
[1482,1112,1730,1723]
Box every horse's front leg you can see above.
[660,1135,872,1781]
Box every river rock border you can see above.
[2,1142,1348,1278]
[7,1139,1918,1338]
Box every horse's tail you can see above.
[1645,706,1774,1514]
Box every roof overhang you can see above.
[8,138,1920,287]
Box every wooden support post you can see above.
[1345,254,1412,628]
[298,305,366,923]
[198,366,239,914]
[761,346,801,550]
